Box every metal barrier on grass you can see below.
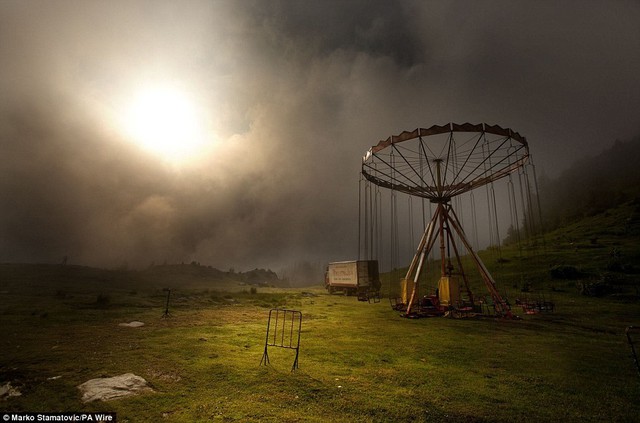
[162,288,172,318]
[260,309,302,371]
[358,289,380,303]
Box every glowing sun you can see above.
[123,85,208,163]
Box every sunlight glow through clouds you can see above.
[122,83,211,165]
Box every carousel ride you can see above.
[360,123,544,318]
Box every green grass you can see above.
[1,202,640,421]
[1,272,639,422]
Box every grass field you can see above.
[1,262,639,422]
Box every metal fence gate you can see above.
[260,308,302,371]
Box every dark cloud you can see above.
[255,0,427,67]
[1,1,639,271]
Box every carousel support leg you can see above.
[445,205,512,316]
[403,207,439,310]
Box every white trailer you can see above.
[324,260,381,297]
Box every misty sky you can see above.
[1,1,639,271]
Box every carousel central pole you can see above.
[434,159,447,278]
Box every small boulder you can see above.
[0,382,21,399]
[119,321,145,327]
[77,373,153,403]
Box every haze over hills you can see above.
[2,135,639,291]
[538,135,640,230]
[0,262,289,295]
[285,135,640,288]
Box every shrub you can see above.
[550,265,583,279]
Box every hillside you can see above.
[377,197,640,307]
[459,135,640,300]
[514,135,640,297]
[0,262,288,296]
[538,135,640,229]
[502,199,640,297]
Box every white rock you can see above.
[118,321,144,327]
[0,382,21,399]
[77,373,153,402]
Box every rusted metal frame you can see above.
[358,176,362,260]
[519,164,536,239]
[260,309,274,366]
[483,123,528,146]
[261,309,302,371]
[480,135,498,249]
[446,206,504,313]
[361,165,413,194]
[391,142,430,189]
[509,169,527,282]
[418,132,440,161]
[443,205,512,317]
[272,309,279,344]
[506,144,527,244]
[370,123,528,155]
[446,156,528,199]
[451,122,485,134]
[390,147,416,189]
[441,129,455,192]
[370,178,378,260]
[451,139,494,175]
[162,288,172,318]
[449,136,520,195]
[444,211,475,306]
[362,169,437,199]
[291,311,302,371]
[358,175,373,260]
[418,135,438,194]
[374,184,382,262]
[281,309,287,346]
[370,178,377,260]
[418,146,428,229]
[515,166,529,239]
[419,124,453,139]
[405,248,427,316]
[448,131,486,192]
[363,152,417,191]
[389,149,400,273]
[469,190,479,249]
[507,174,522,248]
[403,205,439,283]
[523,165,537,239]
[405,205,441,315]
[438,202,448,276]
[406,208,442,315]
[530,162,547,250]
[447,136,523,198]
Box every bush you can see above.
[550,265,583,280]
